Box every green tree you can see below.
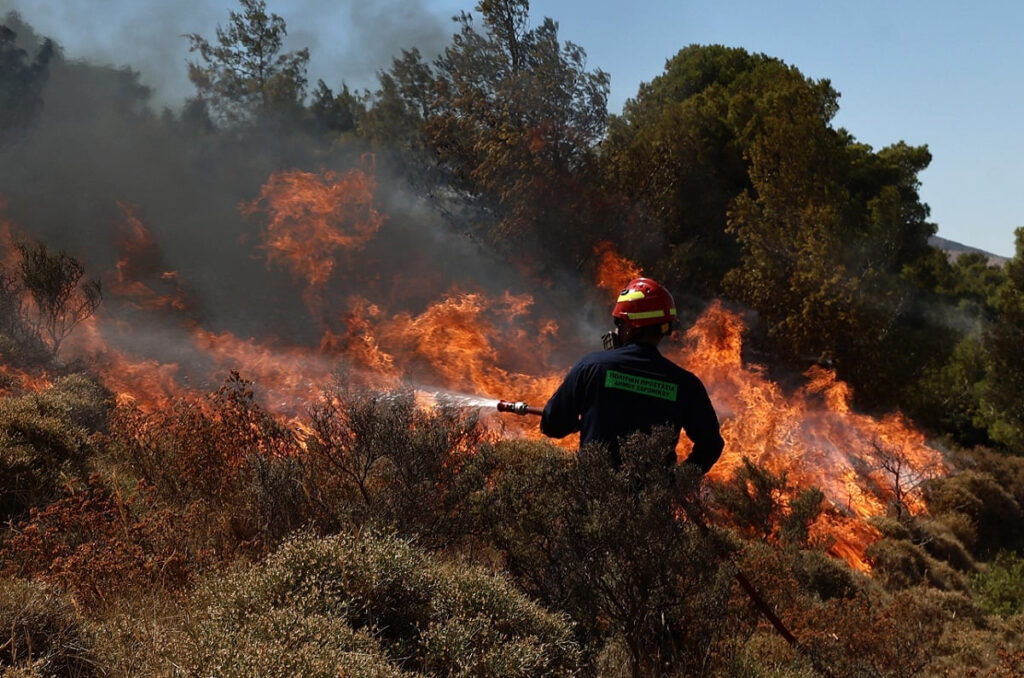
[601,46,940,409]
[308,79,361,136]
[977,228,1024,450]
[186,0,309,127]
[364,1,610,270]
[711,52,936,407]
[601,45,760,297]
[0,15,54,147]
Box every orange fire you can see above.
[111,202,190,312]
[242,160,384,315]
[594,240,642,298]
[0,178,949,573]
[669,301,946,570]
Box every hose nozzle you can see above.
[496,400,543,416]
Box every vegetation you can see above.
[1,0,1023,675]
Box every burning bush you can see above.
[138,531,578,677]
[709,457,826,547]
[110,372,308,550]
[0,239,101,360]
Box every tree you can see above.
[0,15,54,147]
[364,1,610,271]
[308,80,361,136]
[600,45,761,297]
[977,227,1024,450]
[13,241,101,356]
[186,0,309,127]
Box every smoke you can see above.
[0,0,454,108]
[0,1,603,391]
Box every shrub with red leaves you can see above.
[0,476,211,608]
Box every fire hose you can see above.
[496,400,543,416]
[496,399,835,678]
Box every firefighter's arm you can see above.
[540,364,584,438]
[680,379,724,474]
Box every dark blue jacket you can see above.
[540,342,724,472]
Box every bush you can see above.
[791,549,860,602]
[972,551,1024,617]
[8,240,101,357]
[110,372,309,551]
[801,590,951,678]
[0,374,111,521]
[865,538,968,592]
[304,387,487,546]
[478,429,735,677]
[925,470,1024,556]
[0,578,96,676]
[146,531,579,677]
[870,514,977,573]
[709,458,824,548]
[0,478,211,609]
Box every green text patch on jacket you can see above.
[604,369,678,401]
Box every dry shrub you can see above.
[111,372,299,504]
[958,447,1024,507]
[141,531,578,677]
[870,514,977,574]
[0,477,211,610]
[801,587,1020,678]
[866,537,968,592]
[110,372,308,551]
[934,510,978,552]
[478,429,735,677]
[0,374,111,522]
[925,470,1024,557]
[790,548,861,602]
[799,590,948,678]
[0,578,96,677]
[304,387,487,546]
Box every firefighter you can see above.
[540,277,724,474]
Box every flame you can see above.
[670,301,946,570]
[1,203,20,268]
[594,240,642,299]
[1,182,950,573]
[0,363,51,395]
[111,202,190,312]
[242,160,384,314]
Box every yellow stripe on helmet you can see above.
[625,308,677,320]
[626,309,666,320]
[617,290,647,302]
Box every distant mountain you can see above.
[929,235,1008,267]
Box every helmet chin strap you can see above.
[617,319,637,345]
[614,318,668,347]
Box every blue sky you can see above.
[528,0,1023,258]
[4,0,1021,256]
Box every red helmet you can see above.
[612,277,676,330]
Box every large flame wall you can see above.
[0,162,947,571]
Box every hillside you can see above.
[930,235,1009,266]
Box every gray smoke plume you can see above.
[0,2,598,390]
[0,0,454,107]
